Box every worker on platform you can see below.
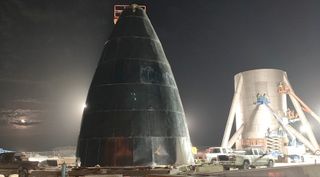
[256,93,270,105]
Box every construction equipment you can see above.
[113,4,146,24]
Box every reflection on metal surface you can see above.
[77,6,193,167]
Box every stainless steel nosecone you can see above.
[76,6,194,167]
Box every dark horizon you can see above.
[1,0,320,151]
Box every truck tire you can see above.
[267,160,274,168]
[223,166,230,171]
[18,167,28,177]
[240,160,250,170]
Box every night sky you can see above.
[1,0,320,151]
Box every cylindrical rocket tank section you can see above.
[76,6,194,167]
[235,69,287,149]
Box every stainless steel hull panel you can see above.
[235,69,287,148]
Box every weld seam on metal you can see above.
[120,15,150,20]
[93,82,177,89]
[79,136,189,140]
[119,16,152,25]
[99,57,170,66]
[86,109,184,114]
[104,37,160,45]
[108,36,160,43]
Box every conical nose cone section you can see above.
[77,6,194,167]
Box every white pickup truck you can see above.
[205,147,233,163]
[218,148,275,170]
